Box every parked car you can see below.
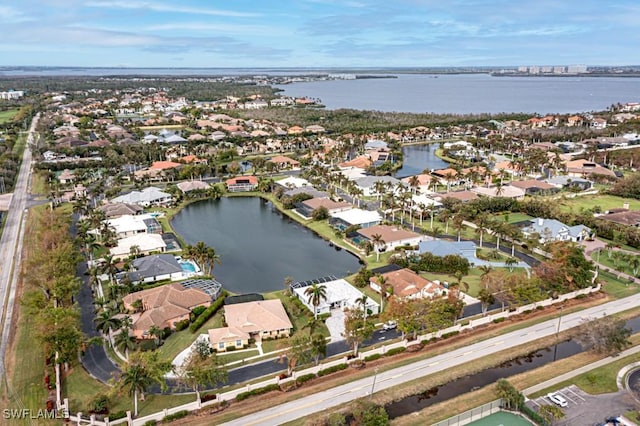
[382,320,397,331]
[547,392,568,407]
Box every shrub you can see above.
[536,305,545,310]
[441,330,460,339]
[138,339,157,351]
[191,305,207,318]
[174,319,190,331]
[226,346,236,351]
[201,393,217,402]
[89,394,109,414]
[317,363,348,377]
[493,317,506,324]
[109,411,127,420]
[296,373,315,385]
[163,410,189,423]
[190,292,227,333]
[519,402,548,425]
[576,294,586,299]
[143,421,157,426]
[364,353,382,362]
[236,384,280,401]
[384,347,406,357]
[521,309,533,315]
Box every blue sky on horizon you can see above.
[1,0,638,68]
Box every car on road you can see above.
[547,392,568,407]
[382,321,397,331]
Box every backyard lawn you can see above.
[591,251,640,277]
[156,310,224,362]
[598,270,639,299]
[557,194,640,213]
[0,108,19,124]
[495,212,534,224]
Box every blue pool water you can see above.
[179,260,197,273]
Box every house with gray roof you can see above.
[364,139,388,151]
[520,218,592,244]
[354,176,405,196]
[546,176,592,191]
[418,240,477,258]
[122,253,186,284]
[111,186,172,207]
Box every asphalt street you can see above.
[220,293,640,426]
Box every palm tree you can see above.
[475,213,490,248]
[376,274,393,312]
[452,214,465,242]
[355,294,369,320]
[203,247,222,276]
[119,361,154,417]
[94,309,121,346]
[304,284,327,320]
[505,257,518,272]
[148,325,163,347]
[114,329,136,361]
[101,254,118,285]
[370,233,386,262]
[408,175,420,194]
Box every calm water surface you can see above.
[171,197,361,294]
[276,73,640,114]
[396,143,449,178]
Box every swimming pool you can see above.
[178,260,197,273]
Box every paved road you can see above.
[220,292,640,426]
[0,114,38,378]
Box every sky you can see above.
[0,0,639,68]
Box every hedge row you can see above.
[190,291,227,333]
[163,410,189,423]
[441,330,460,339]
[364,353,382,362]
[519,403,549,426]
[236,384,280,401]
[384,347,406,357]
[317,363,347,377]
[296,373,316,384]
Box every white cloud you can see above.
[86,1,260,18]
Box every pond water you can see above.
[385,315,640,419]
[171,197,362,294]
[395,143,450,178]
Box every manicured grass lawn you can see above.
[591,251,639,276]
[557,194,640,213]
[64,365,195,417]
[30,171,49,196]
[7,310,52,420]
[476,248,511,262]
[421,269,483,297]
[598,270,639,299]
[495,212,534,224]
[0,108,19,124]
[217,349,259,364]
[156,311,224,362]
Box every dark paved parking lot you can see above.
[527,385,638,426]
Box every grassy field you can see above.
[0,108,19,124]
[598,270,639,299]
[12,132,27,155]
[557,194,640,213]
[495,212,534,224]
[63,365,195,417]
[591,251,639,277]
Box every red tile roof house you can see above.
[267,155,301,170]
[226,176,258,192]
[208,300,293,351]
[370,268,445,300]
[122,283,212,339]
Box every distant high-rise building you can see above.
[541,66,553,73]
[518,66,528,73]
[553,66,566,74]
[529,66,540,74]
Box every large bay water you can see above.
[171,197,362,294]
[276,73,640,114]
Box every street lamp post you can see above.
[370,367,379,399]
[556,306,564,338]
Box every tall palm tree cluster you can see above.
[182,241,222,276]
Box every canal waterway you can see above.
[170,196,362,294]
[385,315,640,419]
[395,143,450,178]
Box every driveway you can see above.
[527,385,638,426]
[325,309,346,342]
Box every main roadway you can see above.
[221,292,640,426]
[0,113,38,378]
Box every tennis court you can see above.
[467,411,533,425]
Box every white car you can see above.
[382,320,397,331]
[547,392,568,407]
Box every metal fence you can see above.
[432,399,503,426]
